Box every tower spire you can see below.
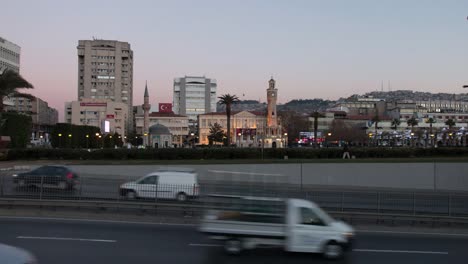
[144,80,149,98]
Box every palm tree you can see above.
[407,117,419,131]
[391,118,401,146]
[407,117,418,147]
[445,119,456,146]
[218,94,239,146]
[426,117,436,147]
[310,111,323,148]
[0,69,34,112]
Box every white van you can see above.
[119,169,199,201]
[200,196,354,259]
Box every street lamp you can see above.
[58,133,62,148]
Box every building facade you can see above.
[6,96,58,145]
[173,76,217,127]
[198,78,286,148]
[65,99,128,138]
[77,39,134,131]
[135,112,189,147]
[0,36,20,73]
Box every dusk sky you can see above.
[3,0,468,120]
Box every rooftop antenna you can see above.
[388,80,391,92]
[381,80,384,92]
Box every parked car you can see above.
[0,243,37,264]
[120,169,199,201]
[12,165,79,190]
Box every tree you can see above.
[407,117,419,131]
[445,119,456,130]
[207,122,225,145]
[278,110,309,146]
[445,119,456,146]
[407,117,419,147]
[426,117,436,147]
[391,118,401,130]
[218,94,239,146]
[310,111,324,148]
[0,112,32,148]
[0,69,34,112]
[329,120,367,146]
[391,118,401,147]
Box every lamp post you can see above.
[237,132,242,147]
[58,133,62,148]
[368,133,373,147]
[86,134,89,149]
[410,132,415,147]
[284,132,288,147]
[68,134,72,148]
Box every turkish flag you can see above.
[159,103,173,113]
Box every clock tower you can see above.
[266,77,278,127]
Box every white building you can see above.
[0,36,20,73]
[135,112,189,146]
[65,99,128,138]
[173,76,217,127]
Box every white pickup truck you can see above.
[200,196,354,259]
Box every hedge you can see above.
[5,147,468,161]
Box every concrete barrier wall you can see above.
[31,163,468,191]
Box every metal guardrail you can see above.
[1,169,468,225]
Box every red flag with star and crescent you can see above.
[159,103,173,113]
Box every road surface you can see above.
[0,217,467,264]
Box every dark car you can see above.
[13,165,79,190]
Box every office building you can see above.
[65,99,128,138]
[0,36,20,73]
[7,96,58,144]
[77,39,133,131]
[173,76,217,127]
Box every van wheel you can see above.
[176,192,187,202]
[224,239,242,255]
[126,190,137,200]
[323,241,344,259]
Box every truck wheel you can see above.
[323,241,344,259]
[224,239,242,255]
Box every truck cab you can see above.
[285,199,354,258]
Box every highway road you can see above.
[0,217,467,264]
[2,172,468,216]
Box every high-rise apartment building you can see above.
[173,76,217,127]
[0,36,20,74]
[77,39,133,132]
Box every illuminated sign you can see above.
[80,102,107,107]
[102,120,110,133]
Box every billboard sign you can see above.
[80,102,107,107]
[101,120,110,133]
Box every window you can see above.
[139,176,158,185]
[300,208,325,226]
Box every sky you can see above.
[3,0,468,120]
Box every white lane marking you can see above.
[357,229,468,237]
[17,236,116,243]
[0,216,195,227]
[189,243,222,247]
[353,249,448,255]
[188,244,449,255]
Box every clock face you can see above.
[271,93,275,97]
